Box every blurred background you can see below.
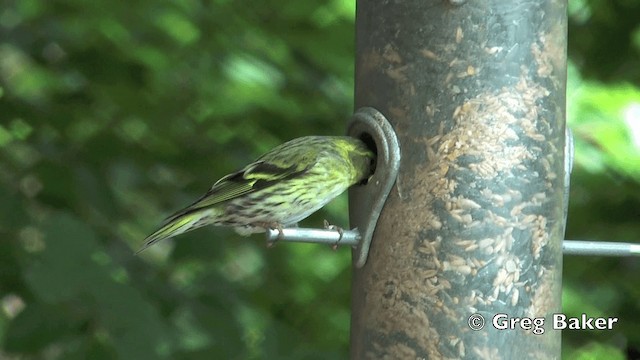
[0,0,639,359]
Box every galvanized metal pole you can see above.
[350,0,567,358]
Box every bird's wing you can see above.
[162,156,316,221]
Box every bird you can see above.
[137,136,375,253]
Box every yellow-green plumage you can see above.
[138,136,374,253]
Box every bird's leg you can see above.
[323,220,344,250]
[256,221,285,248]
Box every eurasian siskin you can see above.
[138,136,375,253]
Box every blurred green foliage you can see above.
[0,0,638,358]
[564,1,640,358]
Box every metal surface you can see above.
[266,226,640,257]
[265,227,360,246]
[347,107,401,268]
[563,128,574,235]
[351,0,567,358]
[563,240,640,257]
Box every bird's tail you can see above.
[136,209,214,254]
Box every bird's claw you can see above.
[324,220,344,250]
[265,222,284,248]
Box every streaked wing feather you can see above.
[165,157,316,219]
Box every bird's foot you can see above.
[257,222,284,248]
[323,220,344,250]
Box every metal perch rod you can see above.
[562,240,640,257]
[266,227,360,246]
[266,228,640,256]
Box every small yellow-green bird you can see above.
[138,136,375,253]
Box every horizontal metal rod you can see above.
[265,227,360,246]
[266,228,640,257]
[562,240,640,257]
